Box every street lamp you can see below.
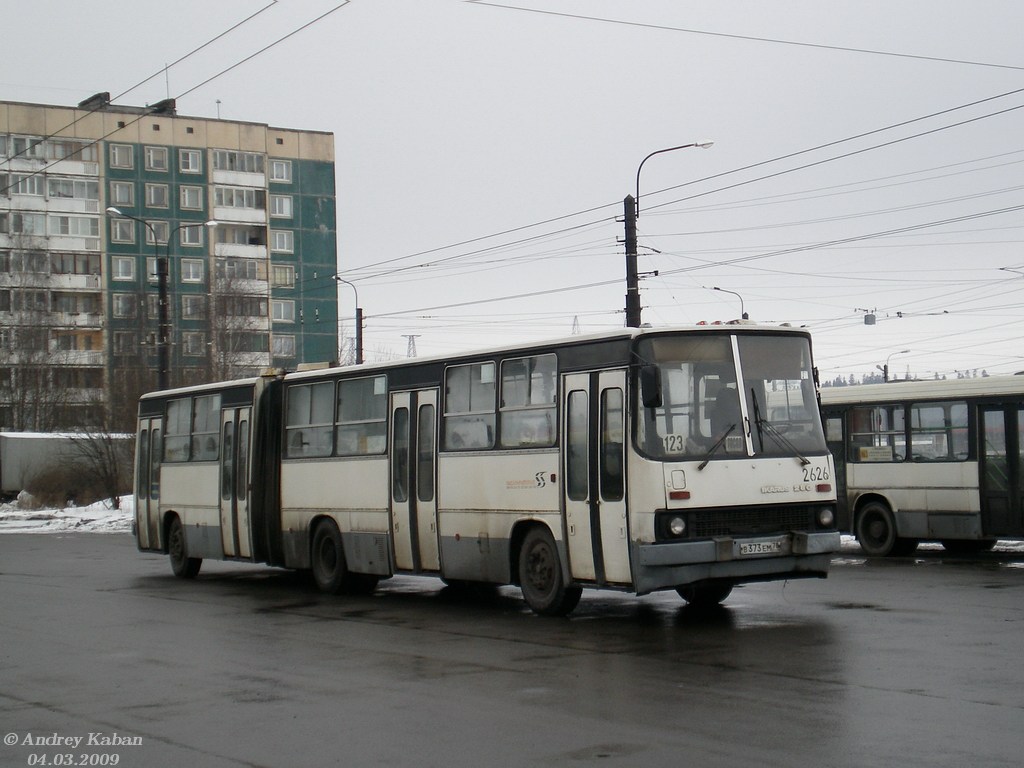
[106,207,217,390]
[711,286,749,320]
[334,276,363,364]
[624,140,713,328]
[877,349,910,382]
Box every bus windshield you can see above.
[636,332,827,461]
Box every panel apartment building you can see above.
[0,95,339,430]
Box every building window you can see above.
[179,225,204,247]
[110,144,133,169]
[212,150,264,173]
[180,259,204,282]
[270,230,294,253]
[7,173,44,196]
[144,146,168,171]
[110,181,134,206]
[270,194,293,218]
[49,215,99,237]
[5,212,47,234]
[144,221,170,245]
[272,299,295,322]
[114,331,138,355]
[146,258,158,283]
[271,265,295,288]
[272,334,295,357]
[145,183,169,208]
[112,256,135,281]
[180,186,203,210]
[111,219,135,243]
[48,177,99,201]
[214,186,266,209]
[182,295,206,319]
[270,159,292,183]
[183,332,206,356]
[112,294,136,318]
[216,257,259,281]
[180,149,202,174]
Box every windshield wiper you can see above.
[698,424,735,471]
[749,387,809,465]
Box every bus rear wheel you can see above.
[311,520,379,595]
[856,502,918,556]
[518,527,581,617]
[311,520,349,594]
[168,516,202,579]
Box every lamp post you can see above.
[334,276,363,364]
[106,207,217,390]
[624,140,713,327]
[877,349,910,382]
[711,286,749,320]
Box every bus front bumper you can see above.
[633,530,841,595]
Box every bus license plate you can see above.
[739,540,783,556]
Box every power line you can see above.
[1,2,352,195]
[465,1,1024,72]
[0,1,280,170]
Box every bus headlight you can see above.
[668,516,687,536]
[817,508,835,528]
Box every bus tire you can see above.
[677,581,733,607]
[855,502,918,556]
[168,516,202,579]
[518,527,581,616]
[311,519,349,594]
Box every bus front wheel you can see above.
[856,502,918,556]
[518,527,581,617]
[677,581,733,607]
[168,516,202,579]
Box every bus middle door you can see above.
[390,389,441,573]
[219,407,252,559]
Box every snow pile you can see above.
[0,494,134,533]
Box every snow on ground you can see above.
[0,494,133,534]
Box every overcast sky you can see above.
[4,0,1024,378]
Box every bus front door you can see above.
[562,371,632,586]
[980,405,1024,537]
[135,417,162,551]
[219,407,253,559]
[390,390,441,573]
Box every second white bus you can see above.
[820,376,1024,555]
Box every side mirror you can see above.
[639,365,662,408]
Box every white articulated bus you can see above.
[820,376,1024,556]
[134,325,839,616]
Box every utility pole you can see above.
[623,194,640,328]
